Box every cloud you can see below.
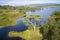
[0,0,60,6]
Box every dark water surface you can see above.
[0,8,60,40]
[0,18,28,40]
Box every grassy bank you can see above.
[8,27,42,40]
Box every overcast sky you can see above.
[0,0,60,6]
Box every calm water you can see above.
[0,8,60,40]
[0,18,28,40]
[26,8,60,24]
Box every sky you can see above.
[0,0,60,6]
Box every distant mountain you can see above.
[27,3,60,7]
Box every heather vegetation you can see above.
[0,6,40,28]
